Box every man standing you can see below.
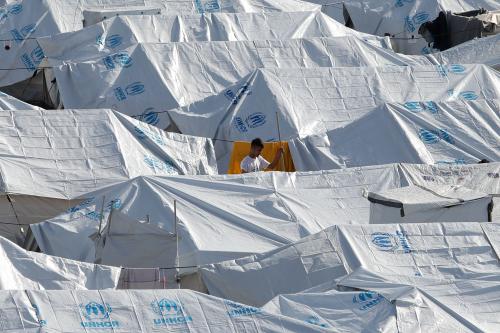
[240,138,283,173]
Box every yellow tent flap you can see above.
[228,141,295,174]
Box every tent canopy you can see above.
[0,235,120,289]
[368,185,492,223]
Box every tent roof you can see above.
[201,221,500,306]
[368,184,490,207]
[0,289,328,332]
[0,91,40,110]
[39,11,387,62]
[30,162,499,269]
[0,109,216,199]
[0,0,321,87]
[289,99,500,171]
[45,39,430,124]
[0,235,120,289]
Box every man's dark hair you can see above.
[251,138,264,148]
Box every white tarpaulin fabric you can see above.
[201,222,500,306]
[289,99,500,171]
[0,0,321,88]
[262,290,397,332]
[338,268,500,332]
[0,90,40,110]
[166,66,499,172]
[0,108,216,241]
[343,0,499,54]
[429,33,500,70]
[38,11,389,62]
[0,289,328,332]
[0,235,120,289]
[368,185,492,224]
[44,38,430,128]
[30,164,401,268]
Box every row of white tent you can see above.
[0,100,494,243]
[2,219,500,331]
[28,162,499,274]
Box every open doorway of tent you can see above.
[228,141,295,174]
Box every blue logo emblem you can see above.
[233,116,248,132]
[141,107,159,125]
[352,292,384,311]
[305,315,329,328]
[151,299,193,326]
[9,4,23,14]
[30,46,45,64]
[404,12,430,32]
[79,302,119,328]
[419,128,454,144]
[424,101,438,114]
[371,233,399,251]
[418,129,440,144]
[371,231,411,253]
[395,0,413,7]
[245,112,266,128]
[114,81,145,101]
[103,52,133,70]
[404,102,423,112]
[66,197,95,213]
[225,301,261,318]
[448,64,466,74]
[459,91,478,101]
[224,84,251,105]
[421,46,432,54]
[126,82,145,95]
[144,155,178,174]
[96,34,123,48]
[80,302,111,321]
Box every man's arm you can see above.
[266,148,284,170]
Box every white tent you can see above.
[39,11,389,61]
[30,162,499,275]
[429,33,500,70]
[342,0,499,54]
[165,66,500,172]
[0,108,216,242]
[0,235,120,289]
[43,38,429,123]
[368,185,492,224]
[201,222,500,306]
[29,164,401,269]
[0,289,328,332]
[289,99,500,171]
[0,0,321,90]
[0,90,40,110]
[263,290,397,332]
[338,267,500,332]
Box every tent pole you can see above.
[97,196,106,236]
[174,199,180,289]
[275,111,285,171]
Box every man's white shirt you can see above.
[240,155,270,173]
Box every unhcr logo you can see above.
[352,292,384,311]
[0,3,23,23]
[459,91,478,101]
[10,23,36,44]
[371,231,411,253]
[394,0,413,7]
[404,12,429,32]
[141,107,159,126]
[418,128,454,144]
[225,300,261,318]
[305,315,329,328]
[114,81,145,101]
[151,299,193,326]
[103,52,133,70]
[245,112,266,129]
[404,101,438,114]
[79,302,119,328]
[96,34,123,48]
